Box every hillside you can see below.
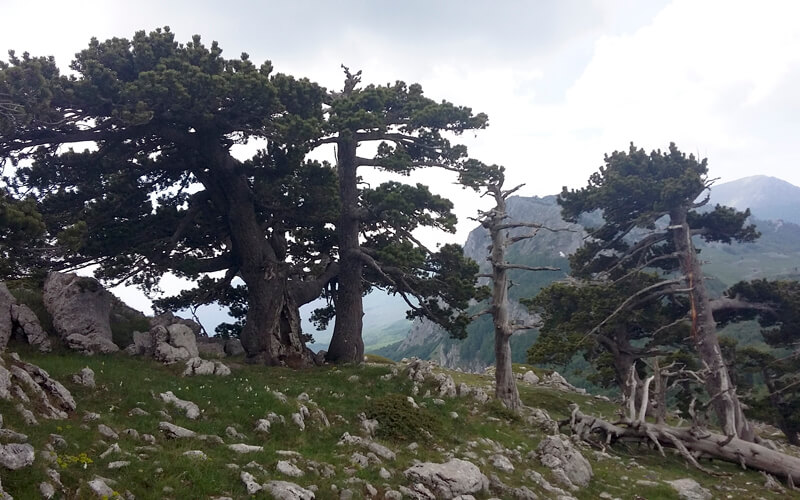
[709,175,800,225]
[1,346,797,499]
[375,177,800,375]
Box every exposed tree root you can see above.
[563,404,800,486]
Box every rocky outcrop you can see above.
[0,442,34,470]
[0,283,51,352]
[404,458,489,499]
[0,355,76,422]
[666,478,712,500]
[537,434,593,490]
[263,480,315,499]
[42,272,119,354]
[151,311,203,336]
[152,324,199,364]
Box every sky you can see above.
[3,0,799,321]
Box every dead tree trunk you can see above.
[670,208,755,441]
[478,180,560,411]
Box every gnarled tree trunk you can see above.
[670,208,754,441]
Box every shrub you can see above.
[365,393,442,442]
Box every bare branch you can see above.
[497,263,560,272]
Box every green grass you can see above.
[1,346,797,499]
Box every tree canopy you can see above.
[0,27,339,364]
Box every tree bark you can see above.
[487,188,522,411]
[326,134,364,363]
[670,208,755,441]
[567,406,800,485]
[200,149,316,366]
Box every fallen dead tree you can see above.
[562,369,800,487]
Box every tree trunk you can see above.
[201,150,314,366]
[670,208,754,441]
[763,369,800,446]
[488,190,522,411]
[326,135,364,363]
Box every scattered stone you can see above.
[128,408,149,417]
[379,467,392,479]
[183,450,208,460]
[225,426,246,440]
[182,357,231,377]
[16,404,37,426]
[97,424,119,441]
[384,490,402,500]
[241,471,262,495]
[0,442,34,470]
[490,454,514,472]
[277,459,305,477]
[83,412,100,422]
[99,443,122,459]
[108,460,130,469]
[537,435,592,490]
[141,434,156,444]
[88,477,115,497]
[292,412,305,431]
[159,391,200,419]
[254,419,271,434]
[159,421,196,439]
[228,443,264,454]
[122,428,140,440]
[522,371,539,385]
[404,458,489,499]
[665,478,712,500]
[263,480,315,500]
[39,481,56,499]
[72,367,96,388]
[337,432,396,461]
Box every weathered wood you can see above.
[565,407,800,484]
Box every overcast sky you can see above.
[3,0,799,316]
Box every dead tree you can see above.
[471,173,564,411]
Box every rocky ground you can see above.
[1,347,798,499]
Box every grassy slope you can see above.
[1,348,796,499]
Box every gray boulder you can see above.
[151,311,203,336]
[224,338,245,356]
[0,284,15,351]
[182,357,231,376]
[72,367,95,388]
[42,272,119,354]
[124,330,153,356]
[404,458,489,499]
[152,324,198,364]
[263,480,315,500]
[10,304,51,352]
[537,435,592,490]
[197,339,226,358]
[0,442,35,470]
[666,478,712,500]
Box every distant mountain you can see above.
[377,178,800,372]
[709,175,800,224]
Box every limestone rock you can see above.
[0,442,34,470]
[404,458,489,499]
[241,471,262,495]
[665,478,712,500]
[39,481,55,499]
[490,454,514,472]
[263,480,316,500]
[150,312,202,336]
[124,330,153,357]
[0,364,11,400]
[88,477,115,497]
[537,435,592,490]
[196,340,226,358]
[72,367,96,388]
[228,443,264,454]
[182,357,231,377]
[153,325,198,364]
[276,459,304,477]
[183,450,208,460]
[159,422,196,439]
[10,304,51,352]
[522,370,539,385]
[224,338,245,357]
[0,284,14,351]
[42,272,119,354]
[337,432,396,461]
[254,419,271,434]
[97,424,119,441]
[159,391,200,419]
